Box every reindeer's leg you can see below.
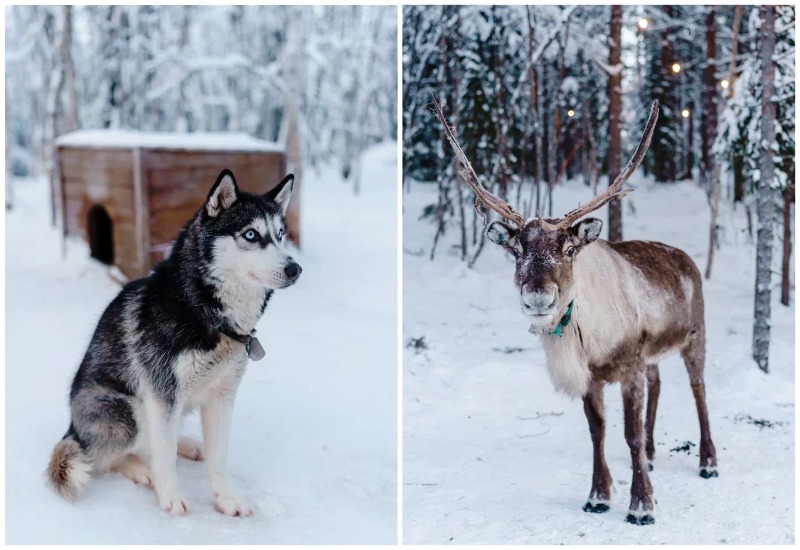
[622,370,655,525]
[582,381,613,513]
[681,332,718,478]
[645,363,660,470]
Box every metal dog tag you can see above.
[247,337,265,361]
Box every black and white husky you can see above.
[47,170,301,517]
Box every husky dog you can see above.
[47,170,301,517]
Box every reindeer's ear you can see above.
[265,174,294,215]
[206,169,239,217]
[486,221,519,248]
[571,218,603,245]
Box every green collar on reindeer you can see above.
[549,300,574,337]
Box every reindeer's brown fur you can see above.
[569,237,715,524]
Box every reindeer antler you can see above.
[540,99,660,231]
[432,96,659,233]
[431,94,526,228]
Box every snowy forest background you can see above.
[5,5,397,199]
[403,5,795,371]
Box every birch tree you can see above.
[752,5,777,373]
[702,8,720,279]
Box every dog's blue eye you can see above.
[244,230,257,241]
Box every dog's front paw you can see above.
[159,493,191,516]
[214,491,254,517]
[177,437,204,461]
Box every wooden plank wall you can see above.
[58,146,144,278]
[143,150,289,265]
[58,146,290,279]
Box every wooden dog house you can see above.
[55,130,293,280]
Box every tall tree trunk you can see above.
[533,63,544,216]
[752,5,777,373]
[352,9,381,196]
[518,6,535,217]
[5,79,12,211]
[444,6,467,261]
[703,9,720,279]
[492,6,509,198]
[582,101,599,192]
[546,16,570,218]
[284,6,303,247]
[684,103,694,179]
[704,160,721,279]
[430,7,449,261]
[607,5,623,242]
[726,6,744,99]
[654,5,678,182]
[733,154,746,203]
[729,6,745,203]
[781,186,793,306]
[700,9,717,183]
[176,6,193,132]
[61,6,77,132]
[45,7,66,228]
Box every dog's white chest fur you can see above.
[175,339,248,411]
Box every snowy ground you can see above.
[403,176,795,544]
[5,142,398,544]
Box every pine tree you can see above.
[607,5,623,241]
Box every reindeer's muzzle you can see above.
[521,284,559,326]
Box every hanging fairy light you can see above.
[671,62,682,74]
[720,79,730,89]
[567,109,575,117]
[638,18,649,30]
[681,109,690,118]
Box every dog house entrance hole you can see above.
[87,205,114,264]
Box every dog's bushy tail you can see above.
[47,432,92,501]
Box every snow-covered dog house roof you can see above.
[56,130,291,280]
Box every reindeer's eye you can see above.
[509,247,520,259]
[566,246,576,258]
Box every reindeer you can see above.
[433,98,717,526]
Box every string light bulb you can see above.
[638,18,648,30]
[720,79,729,89]
[672,63,682,73]
[681,109,690,118]
[567,109,575,117]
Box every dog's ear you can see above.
[265,174,294,215]
[206,169,239,217]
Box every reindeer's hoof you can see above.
[626,513,655,525]
[583,501,610,513]
[699,467,718,479]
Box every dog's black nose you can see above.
[284,262,302,280]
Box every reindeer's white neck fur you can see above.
[538,240,644,397]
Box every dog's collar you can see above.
[214,324,265,361]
